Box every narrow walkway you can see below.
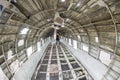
[32,43,88,80]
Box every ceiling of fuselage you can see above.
[0,0,120,56]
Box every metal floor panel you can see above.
[32,43,91,80]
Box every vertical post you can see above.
[54,28,57,40]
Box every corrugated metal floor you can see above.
[32,43,88,80]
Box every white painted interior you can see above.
[18,39,24,47]
[99,50,112,66]
[69,39,72,46]
[27,46,33,57]
[82,43,89,52]
[73,40,77,49]
[7,50,13,60]
[20,28,29,34]
[10,60,20,73]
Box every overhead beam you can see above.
[0,33,17,35]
